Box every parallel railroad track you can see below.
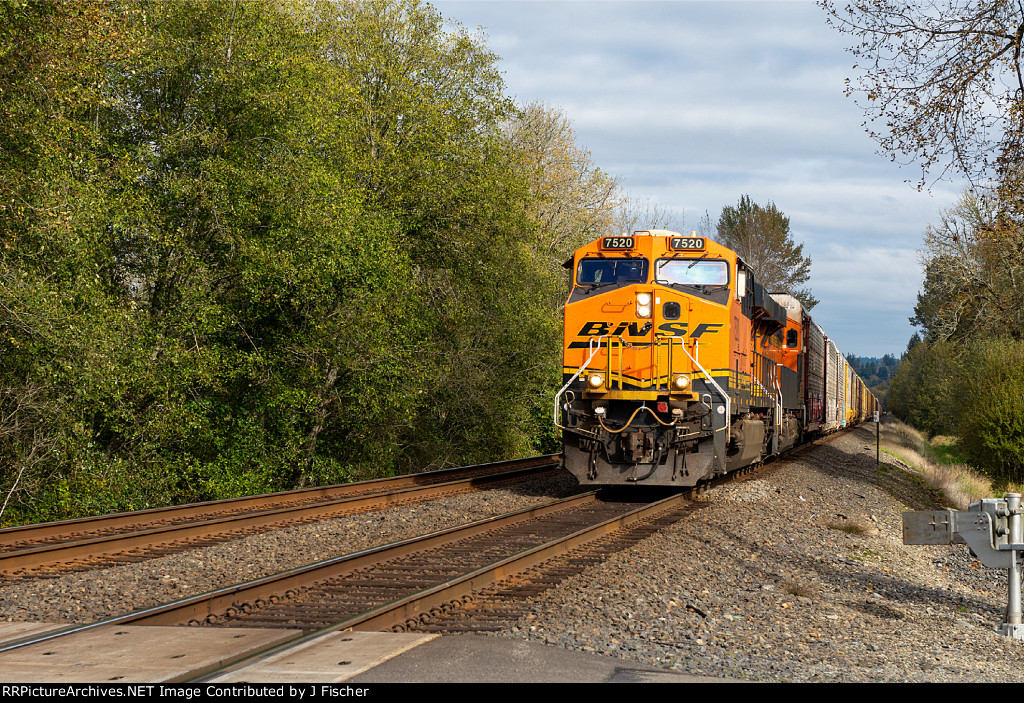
[0,484,708,681]
[0,455,560,579]
[0,438,841,680]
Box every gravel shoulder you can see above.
[494,425,1020,682]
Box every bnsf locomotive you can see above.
[555,229,878,486]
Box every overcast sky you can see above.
[433,0,964,358]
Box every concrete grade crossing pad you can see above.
[0,625,435,683]
[0,623,298,683]
[0,624,724,683]
[207,631,437,683]
[0,622,64,642]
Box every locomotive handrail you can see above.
[557,230,880,487]
[553,334,612,430]
[773,362,783,453]
[608,336,623,389]
[680,341,730,433]
[656,335,687,390]
[751,369,774,406]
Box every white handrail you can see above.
[553,335,609,429]
[680,342,730,433]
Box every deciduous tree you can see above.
[821,0,1024,187]
[613,192,684,239]
[0,0,653,523]
[504,102,620,261]
[912,190,1024,341]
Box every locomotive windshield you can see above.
[655,258,729,287]
[577,257,648,285]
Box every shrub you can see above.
[957,338,1024,482]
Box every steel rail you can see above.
[0,434,859,678]
[0,458,561,573]
[325,491,689,633]
[0,454,559,545]
[0,491,602,658]
[195,491,691,682]
[118,492,603,628]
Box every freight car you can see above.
[555,229,878,486]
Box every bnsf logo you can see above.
[576,322,723,338]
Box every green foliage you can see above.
[911,191,1024,343]
[846,353,899,408]
[890,336,1024,482]
[0,0,595,526]
[889,338,959,437]
[33,453,178,524]
[928,436,969,468]
[506,102,620,262]
[956,338,1024,482]
[891,185,1024,483]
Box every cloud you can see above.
[434,0,962,355]
[805,246,923,355]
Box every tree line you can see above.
[0,0,822,526]
[0,0,631,525]
[823,0,1024,481]
[847,354,898,409]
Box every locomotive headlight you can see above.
[671,373,690,390]
[636,292,652,318]
[587,373,606,389]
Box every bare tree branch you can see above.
[821,0,1024,187]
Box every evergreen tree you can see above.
[716,195,818,310]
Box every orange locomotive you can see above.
[555,229,878,486]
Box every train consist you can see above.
[555,229,878,486]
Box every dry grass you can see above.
[781,581,815,599]
[827,519,875,536]
[879,419,1018,509]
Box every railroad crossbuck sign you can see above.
[904,494,1024,639]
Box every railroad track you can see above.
[0,455,560,579]
[0,484,706,680]
[0,431,870,682]
[0,439,808,683]
[87,491,683,629]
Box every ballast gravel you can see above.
[0,477,580,623]
[495,426,1022,682]
[2,425,1021,682]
